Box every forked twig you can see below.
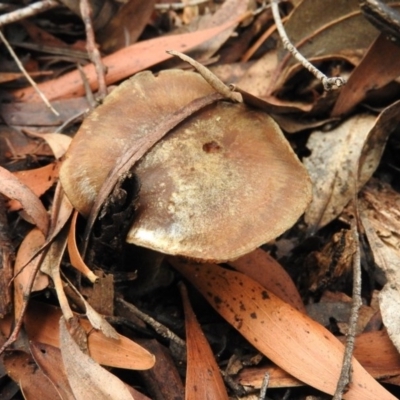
[271,0,346,90]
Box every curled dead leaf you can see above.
[59,317,134,400]
[0,166,49,235]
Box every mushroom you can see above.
[60,69,312,261]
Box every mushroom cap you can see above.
[60,70,216,217]
[60,69,311,261]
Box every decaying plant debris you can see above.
[1,1,400,399]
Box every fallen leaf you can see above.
[171,260,396,399]
[180,282,229,400]
[4,350,62,400]
[59,317,135,400]
[189,0,250,59]
[1,97,89,127]
[0,165,49,235]
[304,100,400,232]
[30,341,75,400]
[13,228,49,319]
[228,248,305,313]
[134,339,184,400]
[8,161,61,211]
[68,210,98,283]
[97,0,156,53]
[332,33,400,116]
[360,180,400,354]
[24,131,72,159]
[237,330,400,388]
[23,302,155,370]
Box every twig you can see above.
[155,0,209,11]
[333,218,362,399]
[270,0,346,90]
[0,0,58,27]
[259,372,270,400]
[167,50,243,102]
[0,30,59,116]
[55,109,88,133]
[80,0,107,100]
[116,296,186,350]
[77,63,97,109]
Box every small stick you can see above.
[270,0,346,90]
[259,372,270,400]
[80,0,107,100]
[167,50,243,103]
[155,0,209,11]
[0,0,58,27]
[116,296,186,351]
[333,218,362,399]
[0,30,59,116]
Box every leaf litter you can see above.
[1,1,400,399]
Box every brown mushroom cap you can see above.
[60,70,216,217]
[60,69,312,261]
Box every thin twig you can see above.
[116,296,186,350]
[0,0,58,27]
[270,0,346,90]
[155,0,209,11]
[80,0,107,100]
[167,50,243,103]
[259,372,270,400]
[77,63,97,109]
[333,218,362,399]
[0,30,59,116]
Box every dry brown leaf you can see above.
[237,330,400,389]
[67,210,98,283]
[8,162,61,211]
[134,339,184,400]
[47,185,74,243]
[304,100,400,232]
[332,33,400,116]
[0,166,49,235]
[59,317,135,400]
[171,260,396,399]
[14,301,155,370]
[97,0,156,53]
[30,341,75,400]
[24,131,72,159]
[4,350,62,400]
[190,0,250,60]
[13,228,49,319]
[40,226,73,320]
[228,248,305,313]
[180,283,229,400]
[360,180,400,354]
[78,293,119,340]
[1,97,89,127]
